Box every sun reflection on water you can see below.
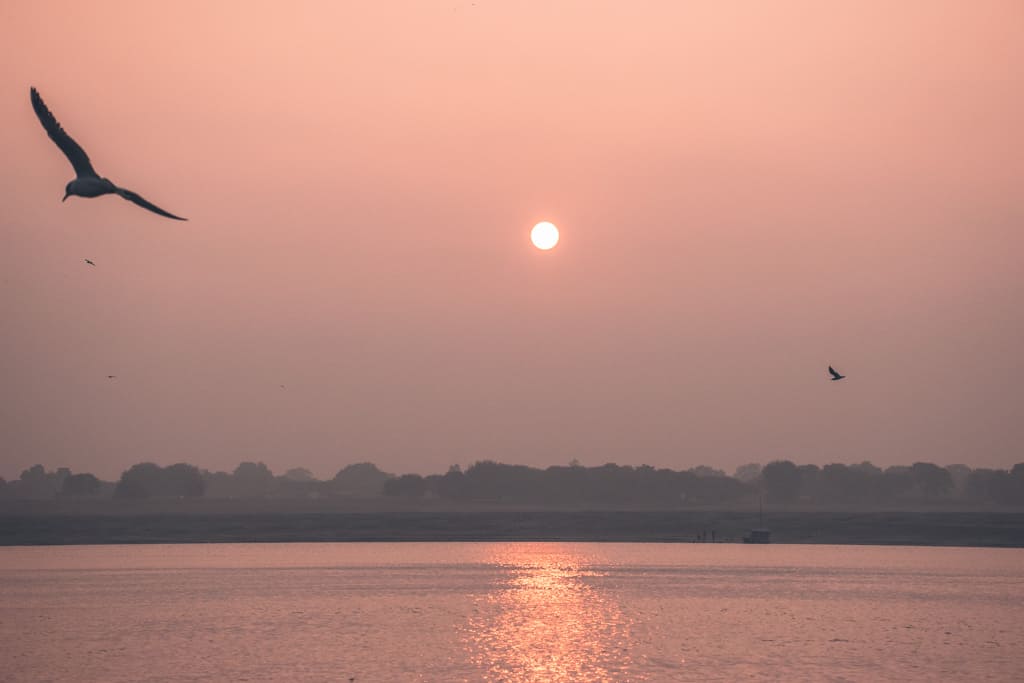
[462,544,643,682]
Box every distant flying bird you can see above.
[106,375,117,379]
[30,87,187,221]
[828,365,845,381]
[84,259,95,266]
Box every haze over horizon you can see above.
[2,2,1021,481]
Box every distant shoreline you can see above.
[2,509,1022,548]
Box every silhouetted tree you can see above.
[232,461,276,497]
[274,467,322,498]
[332,462,391,496]
[879,466,915,501]
[15,465,68,499]
[851,461,882,478]
[910,462,953,500]
[165,463,205,498]
[820,463,872,503]
[60,473,101,497]
[733,463,762,483]
[544,464,589,503]
[114,463,162,499]
[587,464,633,504]
[383,474,426,498]
[683,470,751,504]
[463,461,511,500]
[114,462,203,499]
[761,460,801,503]
[634,465,688,505]
[201,470,234,498]
[1009,464,1024,505]
[12,457,1020,507]
[946,464,972,497]
[967,467,1023,506]
[689,466,727,478]
[282,467,316,482]
[435,465,468,500]
[797,464,821,501]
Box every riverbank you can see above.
[2,509,1021,547]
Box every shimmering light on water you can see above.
[0,543,1021,681]
[465,544,637,681]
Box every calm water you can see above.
[1,543,1021,682]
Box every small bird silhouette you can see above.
[106,375,117,379]
[30,87,187,220]
[828,365,845,381]
[84,259,95,266]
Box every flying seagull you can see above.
[828,365,845,381]
[106,375,117,379]
[30,87,187,220]
[84,259,95,266]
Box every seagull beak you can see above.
[62,192,69,202]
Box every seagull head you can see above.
[63,181,73,201]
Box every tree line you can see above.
[2,459,1022,507]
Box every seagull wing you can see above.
[30,88,97,179]
[115,187,187,220]
[828,365,841,379]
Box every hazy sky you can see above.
[1,1,1021,480]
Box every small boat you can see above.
[743,528,772,544]
[743,496,771,543]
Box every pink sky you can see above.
[1,1,1021,479]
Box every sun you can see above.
[531,221,559,250]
